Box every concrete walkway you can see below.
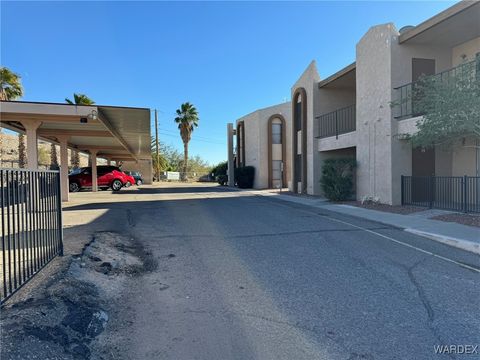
[249,190,480,255]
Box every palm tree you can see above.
[65,93,95,105]
[65,93,95,168]
[0,67,23,100]
[174,102,199,179]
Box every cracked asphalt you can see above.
[66,183,480,359]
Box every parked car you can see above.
[123,173,136,187]
[68,166,128,192]
[124,171,144,185]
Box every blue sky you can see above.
[1,1,456,165]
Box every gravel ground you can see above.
[341,201,426,214]
[0,231,156,360]
[431,213,480,228]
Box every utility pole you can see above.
[155,109,160,182]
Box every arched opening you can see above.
[268,114,286,189]
[292,88,307,193]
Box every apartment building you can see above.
[227,0,479,205]
[234,102,292,189]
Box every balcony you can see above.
[316,104,356,139]
[394,58,479,120]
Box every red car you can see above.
[69,166,129,192]
[123,173,136,187]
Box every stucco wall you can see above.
[290,61,320,195]
[236,102,292,189]
[452,37,480,66]
[452,137,478,176]
[356,24,397,204]
[121,159,153,184]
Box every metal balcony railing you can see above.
[316,104,356,139]
[393,58,479,120]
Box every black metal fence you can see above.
[394,58,479,119]
[401,175,479,213]
[1,168,63,304]
[316,104,356,139]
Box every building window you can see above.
[272,160,282,180]
[272,123,282,144]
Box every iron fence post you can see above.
[401,175,404,205]
[463,175,468,213]
[56,172,64,256]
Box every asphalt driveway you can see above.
[65,183,480,359]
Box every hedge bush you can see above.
[320,158,356,201]
[234,166,255,189]
[216,175,228,186]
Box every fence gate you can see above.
[1,168,63,304]
[401,175,480,213]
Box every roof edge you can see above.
[398,0,478,44]
[318,62,356,89]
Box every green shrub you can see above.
[234,166,255,189]
[320,158,356,201]
[216,175,228,186]
[211,161,228,177]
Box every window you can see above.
[272,160,282,180]
[272,123,282,144]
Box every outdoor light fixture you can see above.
[88,110,98,121]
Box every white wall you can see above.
[236,102,292,189]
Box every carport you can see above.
[0,100,152,201]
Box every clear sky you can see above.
[1,1,456,165]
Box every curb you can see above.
[404,228,480,255]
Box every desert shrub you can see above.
[320,158,356,201]
[234,166,255,189]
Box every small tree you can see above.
[18,134,26,168]
[320,158,356,201]
[50,143,59,170]
[402,58,480,149]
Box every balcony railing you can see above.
[316,104,356,139]
[393,58,479,120]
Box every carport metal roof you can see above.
[0,100,151,162]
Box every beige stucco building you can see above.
[228,0,479,204]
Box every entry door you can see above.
[412,147,435,204]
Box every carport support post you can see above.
[57,135,70,202]
[227,123,235,187]
[90,150,98,192]
[20,120,42,170]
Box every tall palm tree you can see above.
[0,67,23,100]
[65,93,95,105]
[174,102,199,179]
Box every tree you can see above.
[174,102,199,179]
[38,146,50,167]
[50,143,59,170]
[403,58,480,149]
[71,149,80,168]
[211,161,228,177]
[65,93,95,105]
[0,67,23,100]
[18,134,26,168]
